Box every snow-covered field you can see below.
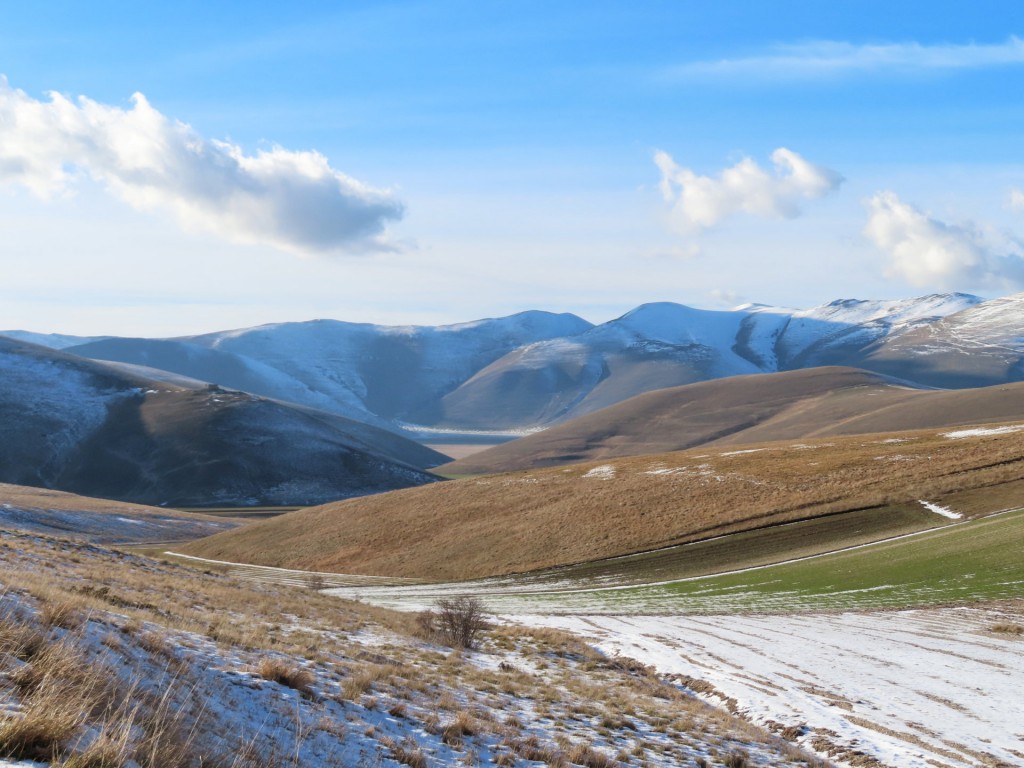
[182,547,1024,768]
[524,607,1024,768]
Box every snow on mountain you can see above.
[863,292,1024,387]
[430,293,989,429]
[774,293,982,367]
[63,311,592,431]
[0,339,142,487]
[0,330,111,349]
[37,292,1015,433]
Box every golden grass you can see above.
[181,422,1024,581]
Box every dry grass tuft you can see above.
[255,657,316,695]
[989,622,1024,635]
[379,735,428,768]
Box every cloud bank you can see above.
[0,77,403,254]
[672,37,1024,80]
[655,148,842,233]
[865,191,1024,290]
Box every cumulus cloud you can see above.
[864,191,1024,290]
[0,77,403,254]
[671,37,1024,81]
[1009,188,1024,211]
[655,148,842,233]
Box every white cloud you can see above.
[655,148,842,233]
[1009,188,1024,212]
[671,37,1024,80]
[864,191,1024,290]
[0,77,403,255]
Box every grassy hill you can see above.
[180,421,1024,581]
[442,367,1024,475]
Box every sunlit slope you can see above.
[181,423,1024,581]
[443,367,1024,474]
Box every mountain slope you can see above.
[66,311,593,430]
[442,366,1024,474]
[434,294,981,429]
[0,337,443,506]
[861,293,1024,387]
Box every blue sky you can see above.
[2,2,1024,334]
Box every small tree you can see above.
[425,596,487,649]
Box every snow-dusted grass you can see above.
[0,530,825,768]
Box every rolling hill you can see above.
[0,482,236,543]
[179,422,1024,581]
[441,366,1024,474]
[0,337,444,506]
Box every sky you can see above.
[2,1,1024,336]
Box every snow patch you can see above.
[918,500,963,520]
[583,464,616,479]
[943,424,1024,439]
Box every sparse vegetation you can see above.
[418,596,488,649]
[989,622,1024,634]
[0,528,826,768]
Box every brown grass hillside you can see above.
[442,367,1024,475]
[181,422,1024,581]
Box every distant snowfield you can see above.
[525,607,1024,768]
[944,424,1024,439]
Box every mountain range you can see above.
[4,290,1024,505]
[6,291,1023,438]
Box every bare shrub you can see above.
[441,709,476,746]
[725,750,750,768]
[433,596,487,649]
[39,599,83,630]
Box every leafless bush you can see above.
[421,596,487,649]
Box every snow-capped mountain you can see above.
[9,292,1021,435]
[863,293,1024,387]
[65,311,593,430]
[0,337,443,506]
[433,293,986,429]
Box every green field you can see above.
[492,508,1024,615]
